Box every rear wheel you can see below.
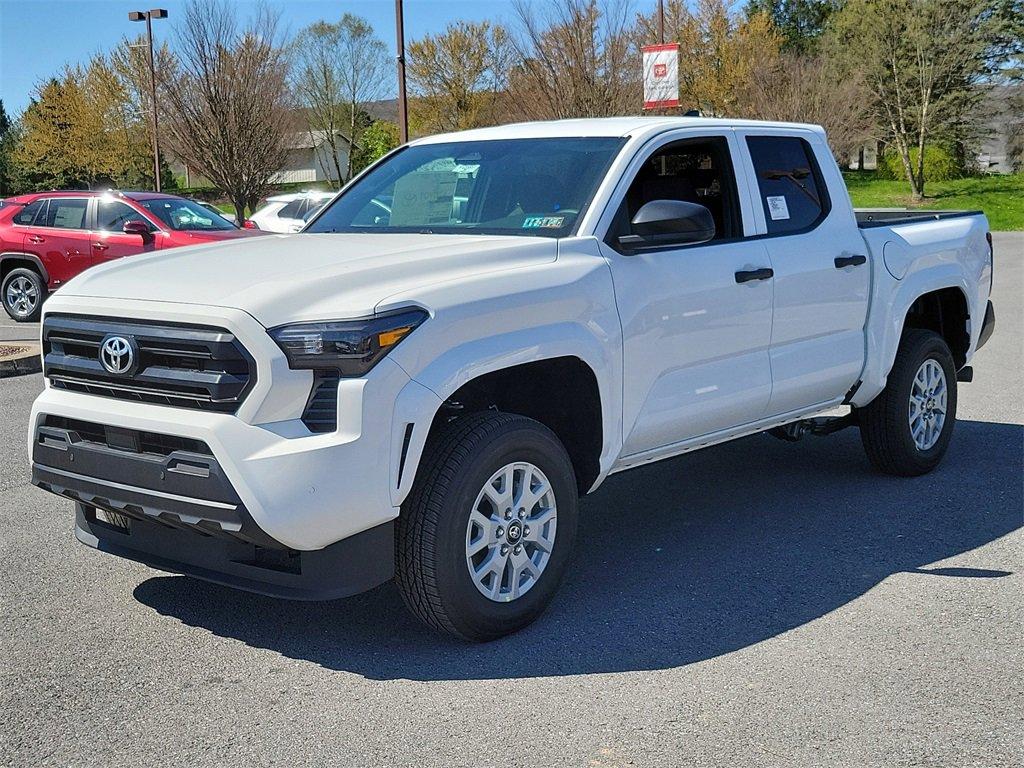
[396,412,579,642]
[2,267,46,322]
[859,329,957,476]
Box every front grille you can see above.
[43,314,255,413]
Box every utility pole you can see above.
[129,9,168,192]
[395,0,409,144]
[658,0,665,44]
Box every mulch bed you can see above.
[0,344,42,377]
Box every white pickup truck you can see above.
[29,118,995,641]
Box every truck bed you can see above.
[855,209,984,228]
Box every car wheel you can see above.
[396,412,579,642]
[858,329,958,476]
[2,267,46,322]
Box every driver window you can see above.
[97,200,151,232]
[613,137,742,246]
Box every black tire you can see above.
[396,412,579,642]
[2,267,46,322]
[858,329,958,476]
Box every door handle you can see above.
[28,235,45,244]
[834,254,867,268]
[735,267,774,283]
[93,243,109,251]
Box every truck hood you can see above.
[59,233,557,327]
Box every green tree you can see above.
[351,120,399,175]
[743,0,840,53]
[830,0,1004,200]
[0,100,18,195]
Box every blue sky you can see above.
[0,0,524,116]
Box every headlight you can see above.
[268,308,427,375]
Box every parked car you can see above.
[29,118,995,641]
[194,200,237,225]
[0,190,263,321]
[247,190,334,233]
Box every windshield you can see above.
[141,198,237,231]
[306,137,625,238]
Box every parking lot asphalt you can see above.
[1,233,1021,768]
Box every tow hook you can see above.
[768,414,857,442]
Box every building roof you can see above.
[282,130,354,150]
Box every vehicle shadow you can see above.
[133,419,1022,680]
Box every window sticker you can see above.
[522,215,565,229]
[766,195,790,221]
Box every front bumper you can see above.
[31,415,395,599]
[72,502,393,601]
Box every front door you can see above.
[600,133,774,459]
[92,198,160,265]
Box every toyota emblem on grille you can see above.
[99,335,135,375]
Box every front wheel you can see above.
[2,267,46,322]
[858,329,958,476]
[396,412,579,642]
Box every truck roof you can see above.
[412,116,827,145]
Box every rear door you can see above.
[18,197,93,286]
[92,198,161,265]
[735,130,870,415]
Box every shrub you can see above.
[878,145,967,182]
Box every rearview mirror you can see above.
[618,199,715,252]
[122,220,152,239]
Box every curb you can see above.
[0,345,42,378]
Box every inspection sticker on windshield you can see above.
[766,195,790,221]
[523,216,565,229]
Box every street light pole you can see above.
[129,9,168,192]
[395,0,408,144]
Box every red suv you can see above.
[0,190,263,321]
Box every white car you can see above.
[247,190,335,233]
[29,118,995,641]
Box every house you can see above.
[170,129,354,188]
[272,130,353,184]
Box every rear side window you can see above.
[13,199,46,225]
[39,198,89,229]
[278,199,305,219]
[746,136,830,235]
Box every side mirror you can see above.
[618,199,715,252]
[122,220,152,240]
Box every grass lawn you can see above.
[843,172,1024,231]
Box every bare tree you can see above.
[740,54,876,160]
[335,15,388,180]
[159,0,293,220]
[508,0,640,120]
[407,20,514,133]
[292,22,349,186]
[293,15,388,182]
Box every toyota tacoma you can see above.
[29,118,995,641]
